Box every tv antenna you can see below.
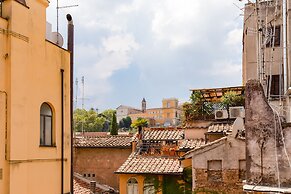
[74,78,78,110]
[56,0,78,44]
[80,76,89,109]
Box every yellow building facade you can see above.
[129,98,181,127]
[0,0,71,193]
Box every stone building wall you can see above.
[194,169,244,193]
[245,80,291,187]
[74,147,132,189]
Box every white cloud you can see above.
[93,34,139,79]
[225,28,243,47]
[75,33,139,107]
[210,60,241,77]
[151,1,201,48]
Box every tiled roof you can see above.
[74,174,116,194]
[178,139,206,151]
[74,179,94,194]
[143,129,184,140]
[115,155,183,175]
[207,123,233,133]
[74,136,133,148]
[184,137,228,157]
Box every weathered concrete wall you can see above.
[245,80,291,187]
[74,147,132,189]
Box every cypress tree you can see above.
[110,113,118,135]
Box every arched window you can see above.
[40,103,53,146]
[127,178,138,194]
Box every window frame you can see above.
[207,160,222,182]
[265,25,281,47]
[127,178,138,194]
[40,102,55,147]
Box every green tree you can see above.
[130,117,148,129]
[73,108,110,132]
[119,119,125,129]
[110,112,118,135]
[220,91,245,109]
[124,116,132,128]
[102,109,116,122]
[119,116,132,129]
[182,91,214,123]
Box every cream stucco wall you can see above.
[0,0,71,193]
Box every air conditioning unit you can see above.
[215,110,228,120]
[229,106,245,119]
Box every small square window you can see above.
[88,174,91,177]
[83,174,86,177]
[207,160,222,182]
[92,174,95,177]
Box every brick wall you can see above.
[194,169,244,193]
[74,147,132,189]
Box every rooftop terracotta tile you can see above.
[74,135,133,148]
[115,155,183,175]
[143,129,184,140]
[74,174,116,194]
[207,123,233,133]
[178,139,206,151]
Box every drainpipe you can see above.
[0,91,8,160]
[61,69,64,194]
[66,14,74,194]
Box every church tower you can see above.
[142,98,146,113]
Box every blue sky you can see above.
[47,0,245,111]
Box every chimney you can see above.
[66,14,74,194]
[90,181,96,194]
[131,139,137,153]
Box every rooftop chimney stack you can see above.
[90,181,96,194]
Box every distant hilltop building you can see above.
[117,98,182,127]
[116,105,143,123]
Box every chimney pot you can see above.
[90,181,96,194]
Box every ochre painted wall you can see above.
[118,174,163,194]
[0,0,71,193]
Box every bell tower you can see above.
[142,98,146,113]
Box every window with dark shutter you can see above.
[267,74,282,97]
[266,26,281,47]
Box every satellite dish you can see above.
[51,32,64,47]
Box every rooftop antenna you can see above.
[75,78,78,110]
[81,76,85,109]
[81,76,85,134]
[56,0,78,45]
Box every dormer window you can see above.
[40,103,53,146]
